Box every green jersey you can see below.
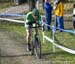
[25,12,42,27]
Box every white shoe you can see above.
[26,44,31,52]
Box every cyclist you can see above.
[24,8,43,51]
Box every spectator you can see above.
[42,0,45,9]
[44,0,53,31]
[54,0,64,32]
[73,4,75,34]
[36,0,40,10]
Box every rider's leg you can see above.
[26,25,32,51]
[27,30,32,44]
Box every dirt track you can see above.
[0,29,51,64]
[0,4,29,14]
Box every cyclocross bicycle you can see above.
[31,22,42,59]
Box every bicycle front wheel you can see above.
[34,39,41,59]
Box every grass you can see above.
[0,20,75,64]
[0,21,25,36]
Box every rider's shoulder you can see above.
[26,12,32,17]
[27,12,32,15]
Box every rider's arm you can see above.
[38,15,43,26]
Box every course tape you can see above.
[0,18,24,23]
[0,17,74,34]
[43,22,75,54]
[43,22,74,34]
[44,35,75,54]
[0,13,25,17]
[0,17,74,33]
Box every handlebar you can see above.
[31,23,43,28]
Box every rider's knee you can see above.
[27,32,31,37]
